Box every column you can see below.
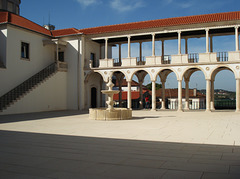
[119,79,122,107]
[235,26,239,51]
[184,80,190,110]
[161,40,165,57]
[178,31,181,55]
[151,80,156,111]
[178,80,183,111]
[210,80,215,111]
[161,80,166,110]
[185,38,188,54]
[127,80,132,109]
[119,44,122,64]
[139,81,143,109]
[152,33,155,56]
[105,38,108,59]
[139,42,142,62]
[206,79,211,111]
[236,78,240,112]
[206,29,209,53]
[56,40,59,68]
[128,36,131,58]
[210,36,213,52]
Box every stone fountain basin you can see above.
[89,108,132,120]
[101,90,119,95]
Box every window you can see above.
[58,52,64,62]
[91,53,96,67]
[7,1,14,12]
[16,6,19,14]
[21,42,30,59]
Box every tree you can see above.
[145,82,162,91]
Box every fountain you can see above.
[89,72,132,120]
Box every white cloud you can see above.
[164,0,195,9]
[110,0,144,12]
[76,0,100,7]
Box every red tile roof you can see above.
[0,11,81,37]
[0,11,52,36]
[113,91,140,101]
[113,88,205,101]
[79,11,240,35]
[51,28,81,37]
[1,11,240,37]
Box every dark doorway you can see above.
[58,52,64,62]
[91,87,97,108]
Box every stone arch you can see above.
[112,70,128,81]
[182,66,207,81]
[155,68,179,82]
[210,65,237,80]
[85,72,104,109]
[85,71,104,83]
[130,69,152,82]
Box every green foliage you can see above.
[145,82,162,91]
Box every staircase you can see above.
[0,62,58,111]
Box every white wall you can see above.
[0,25,7,66]
[85,39,100,67]
[1,72,67,115]
[0,25,54,96]
[63,38,79,110]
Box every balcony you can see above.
[95,51,240,69]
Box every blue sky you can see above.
[21,0,240,91]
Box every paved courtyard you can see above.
[0,110,240,178]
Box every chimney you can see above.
[193,88,197,97]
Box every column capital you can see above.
[178,31,182,34]
[235,26,239,30]
[127,35,131,39]
[152,33,156,36]
[105,38,108,41]
[205,28,209,32]
[151,80,156,83]
[126,80,132,83]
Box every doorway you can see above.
[91,87,97,108]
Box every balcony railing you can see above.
[188,53,199,63]
[162,55,171,64]
[113,58,121,67]
[217,52,228,62]
[137,56,146,65]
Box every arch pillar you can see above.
[236,78,240,112]
[127,80,132,109]
[178,80,183,111]
[151,80,156,111]
[184,79,190,110]
[210,79,215,111]
[206,79,211,112]
[161,79,166,110]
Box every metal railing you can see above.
[0,62,57,111]
[162,55,171,64]
[188,53,199,63]
[217,52,228,62]
[113,58,121,66]
[215,100,236,109]
[137,56,146,65]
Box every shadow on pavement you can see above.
[0,110,88,124]
[0,130,239,178]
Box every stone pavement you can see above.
[0,110,240,178]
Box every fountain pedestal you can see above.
[89,72,132,120]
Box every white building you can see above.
[1,6,240,114]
